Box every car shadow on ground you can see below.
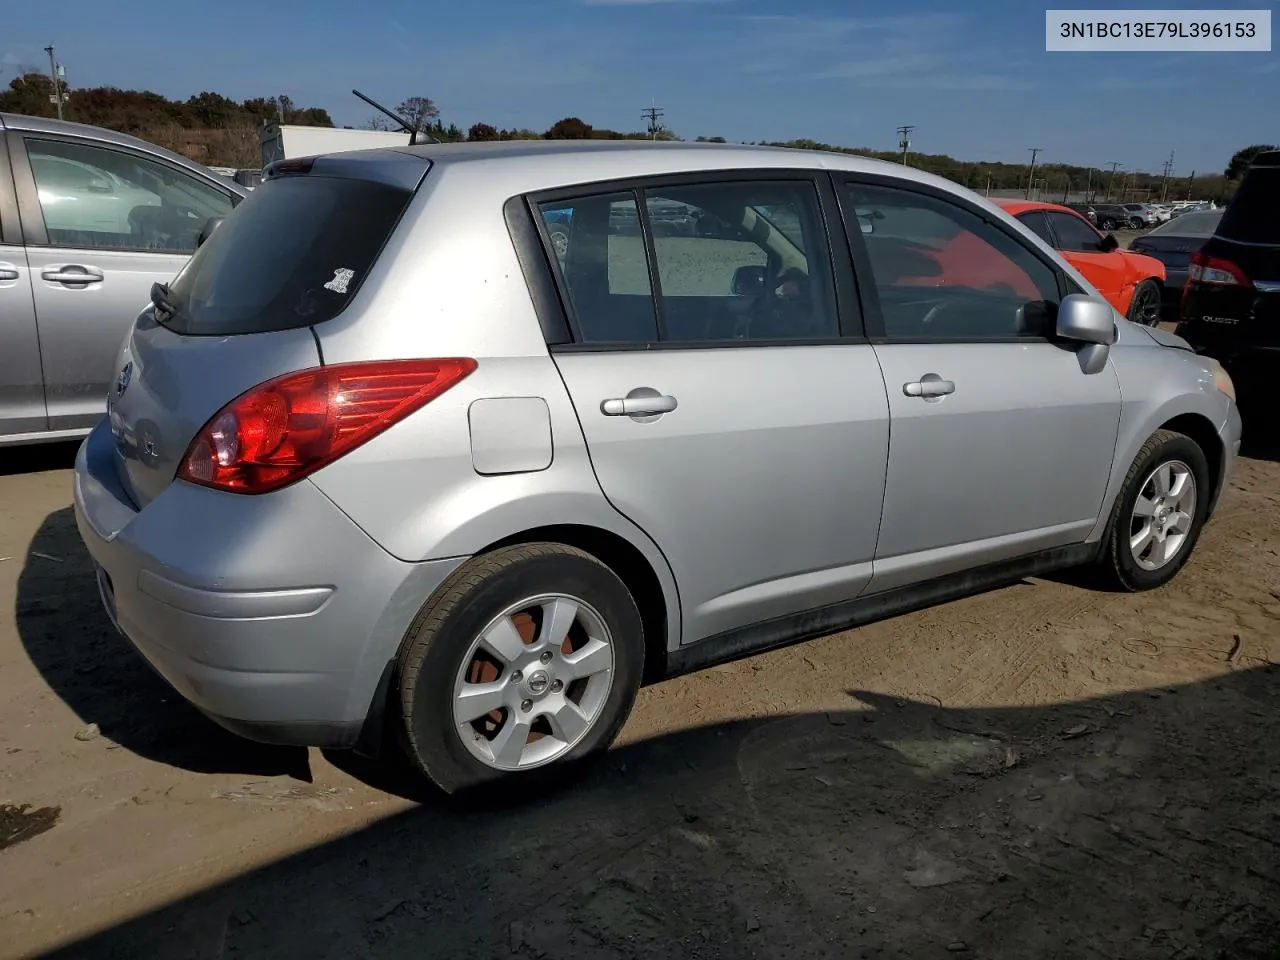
[16,506,312,780]
[39,665,1280,960]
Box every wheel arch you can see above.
[1158,411,1225,514]
[482,524,676,684]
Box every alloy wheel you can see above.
[451,594,615,771]
[1129,460,1196,571]
[1130,283,1161,326]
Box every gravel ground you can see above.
[0,420,1276,959]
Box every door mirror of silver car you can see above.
[1056,293,1118,345]
[197,217,225,248]
[731,264,767,297]
[1099,232,1120,252]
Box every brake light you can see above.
[1187,250,1249,287]
[178,358,477,494]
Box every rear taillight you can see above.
[1187,250,1249,287]
[178,358,477,494]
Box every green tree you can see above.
[546,117,593,139]
[1225,144,1277,180]
[468,122,499,141]
[396,96,440,134]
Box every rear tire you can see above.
[1091,430,1210,592]
[1126,278,1162,327]
[395,543,644,796]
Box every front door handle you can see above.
[42,265,104,285]
[0,263,19,281]
[903,374,955,398]
[600,388,678,418]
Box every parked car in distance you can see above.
[0,112,245,445]
[1090,203,1135,230]
[74,140,1240,796]
[1178,149,1280,394]
[1129,210,1223,314]
[1065,201,1098,224]
[996,199,1167,325]
[1123,203,1159,228]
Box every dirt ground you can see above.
[1,421,1278,959]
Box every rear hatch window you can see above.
[163,168,421,335]
[1217,159,1279,246]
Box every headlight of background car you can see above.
[1207,357,1236,402]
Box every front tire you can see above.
[1092,429,1210,591]
[1126,278,1163,326]
[396,544,644,796]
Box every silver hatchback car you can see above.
[74,141,1241,794]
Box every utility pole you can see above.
[985,172,992,198]
[1062,175,1070,203]
[642,103,665,141]
[44,44,64,120]
[897,125,914,165]
[1186,170,1195,200]
[1085,167,1093,201]
[1159,150,1175,202]
[1024,148,1041,199]
[1106,161,1121,200]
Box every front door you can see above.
[1043,209,1130,309]
[535,176,890,645]
[12,134,234,431]
[841,177,1122,593]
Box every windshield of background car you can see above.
[1150,212,1223,238]
[1217,165,1279,245]
[164,174,415,335]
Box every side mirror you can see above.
[1056,293,1117,345]
[1099,232,1120,252]
[197,216,225,248]
[730,265,767,297]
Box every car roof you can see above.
[0,111,247,195]
[351,138,965,196]
[992,198,1081,216]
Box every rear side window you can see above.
[164,174,414,335]
[1218,164,1279,245]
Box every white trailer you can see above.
[260,122,413,168]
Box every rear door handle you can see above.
[600,389,678,417]
[42,265,104,285]
[903,374,955,398]
[0,263,19,282]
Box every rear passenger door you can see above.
[534,173,890,646]
[839,176,1122,593]
[10,134,235,431]
[0,131,46,438]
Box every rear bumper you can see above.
[73,420,465,749]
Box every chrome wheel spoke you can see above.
[1133,494,1159,518]
[563,638,612,680]
[1169,510,1194,535]
[546,701,590,742]
[539,598,579,650]
[455,681,508,723]
[481,615,526,664]
[1167,469,1191,502]
[1152,464,1172,497]
[490,716,531,767]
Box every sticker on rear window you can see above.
[323,267,355,294]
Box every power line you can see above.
[1025,148,1042,199]
[896,125,914,165]
[642,103,665,141]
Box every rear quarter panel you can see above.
[308,164,683,648]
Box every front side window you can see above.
[1046,211,1105,253]
[1017,211,1055,245]
[845,181,1060,340]
[538,179,839,344]
[25,137,233,254]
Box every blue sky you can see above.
[3,0,1276,175]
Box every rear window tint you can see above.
[1218,166,1280,245]
[164,175,415,335]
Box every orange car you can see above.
[995,200,1166,326]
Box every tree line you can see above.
[0,73,1244,199]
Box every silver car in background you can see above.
[0,113,243,445]
[74,141,1241,796]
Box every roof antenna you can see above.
[351,89,437,145]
